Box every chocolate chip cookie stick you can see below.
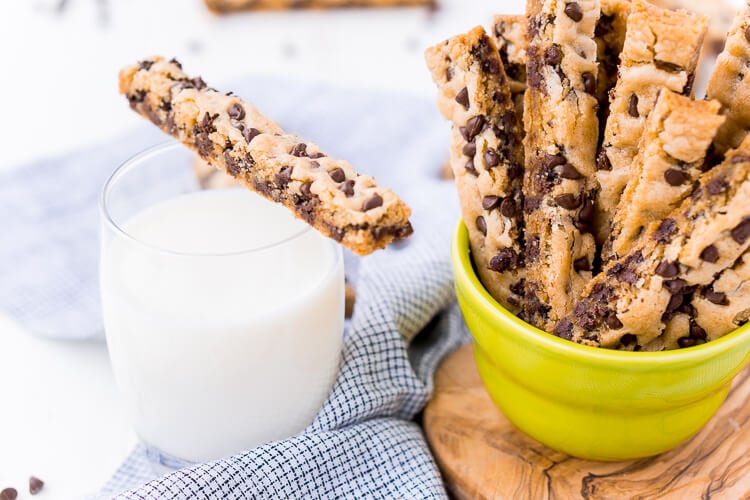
[491,15,527,125]
[607,91,725,260]
[595,0,708,243]
[205,0,435,13]
[522,0,600,331]
[119,57,412,256]
[425,27,526,313]
[706,4,750,155]
[554,139,750,349]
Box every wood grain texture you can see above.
[424,343,750,500]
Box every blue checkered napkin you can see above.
[100,185,470,498]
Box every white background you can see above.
[0,0,522,498]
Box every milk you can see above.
[100,188,344,463]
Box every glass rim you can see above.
[100,141,319,258]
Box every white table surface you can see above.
[0,0,522,497]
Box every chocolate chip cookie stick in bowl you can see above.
[119,57,412,256]
[554,138,750,350]
[522,0,600,331]
[425,27,526,314]
[706,3,750,155]
[204,0,436,13]
[607,90,725,260]
[595,0,708,244]
[491,0,629,141]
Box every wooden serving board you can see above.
[423,343,750,499]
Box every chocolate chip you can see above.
[362,194,383,211]
[653,218,677,244]
[526,236,540,261]
[544,46,562,66]
[655,260,680,278]
[628,93,639,117]
[461,115,486,141]
[706,179,728,195]
[228,103,245,120]
[482,196,500,210]
[465,159,479,176]
[604,311,623,330]
[542,154,567,169]
[445,67,454,81]
[700,245,719,263]
[620,333,637,345]
[654,59,683,72]
[168,57,182,69]
[554,193,581,209]
[745,25,750,45]
[564,2,583,22]
[485,149,499,168]
[500,198,517,218]
[191,77,207,90]
[340,179,355,197]
[663,278,687,294]
[138,60,154,71]
[310,160,320,169]
[731,154,750,164]
[243,127,261,143]
[309,152,326,159]
[678,336,697,348]
[455,87,470,110]
[579,195,595,222]
[553,318,574,340]
[664,168,689,186]
[276,166,293,185]
[597,150,612,171]
[732,218,750,244]
[559,164,583,180]
[704,288,729,305]
[665,293,683,314]
[489,248,521,272]
[300,181,313,198]
[690,321,708,340]
[607,261,638,284]
[0,489,17,500]
[291,143,308,157]
[476,215,487,236]
[29,477,44,495]
[582,72,596,94]
[574,257,591,272]
[463,141,476,157]
[328,167,346,183]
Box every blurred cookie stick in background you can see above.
[205,0,437,13]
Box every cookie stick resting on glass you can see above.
[425,26,526,314]
[119,57,413,256]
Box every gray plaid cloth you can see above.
[0,76,471,498]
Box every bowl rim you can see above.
[452,220,750,368]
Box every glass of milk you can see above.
[99,142,344,468]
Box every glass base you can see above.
[144,444,195,474]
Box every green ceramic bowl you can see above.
[452,221,750,461]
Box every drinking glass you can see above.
[99,142,344,468]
